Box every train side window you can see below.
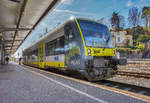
[46,40,55,56]
[46,41,51,56]
[35,49,38,56]
[55,36,65,55]
[59,36,65,54]
[55,38,60,55]
[60,36,65,54]
[46,36,65,56]
[52,40,57,55]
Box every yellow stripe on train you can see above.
[45,61,65,68]
[25,61,65,68]
[86,47,116,56]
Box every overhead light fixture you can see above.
[9,0,20,3]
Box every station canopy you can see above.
[0,0,60,54]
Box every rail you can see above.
[127,59,150,64]
[117,71,150,79]
[97,80,150,96]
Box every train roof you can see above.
[23,18,106,52]
[23,19,70,52]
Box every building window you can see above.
[117,37,120,42]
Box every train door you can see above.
[64,24,74,66]
[38,42,45,68]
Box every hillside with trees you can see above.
[110,6,150,58]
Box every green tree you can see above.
[119,15,125,29]
[128,7,141,27]
[142,7,150,28]
[110,12,125,31]
[128,7,141,42]
[110,12,120,31]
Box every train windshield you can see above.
[78,20,114,48]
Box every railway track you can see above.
[127,59,150,64]
[97,80,150,96]
[117,71,150,79]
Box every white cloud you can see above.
[126,1,133,7]
[140,0,150,2]
[41,22,48,28]
[54,9,95,16]
[61,0,74,5]
[133,0,150,8]
[140,0,144,2]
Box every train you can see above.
[23,18,126,81]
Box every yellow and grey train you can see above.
[23,18,126,81]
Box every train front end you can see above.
[76,19,120,81]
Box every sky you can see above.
[14,0,150,57]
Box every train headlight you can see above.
[113,50,116,56]
[116,52,120,59]
[88,53,91,56]
[87,49,91,53]
[87,49,91,56]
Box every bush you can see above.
[135,42,145,50]
[137,34,150,42]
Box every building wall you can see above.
[126,35,133,46]
[111,31,133,47]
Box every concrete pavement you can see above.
[0,63,147,103]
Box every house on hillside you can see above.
[111,31,133,47]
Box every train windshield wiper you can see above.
[106,36,110,44]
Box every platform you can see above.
[0,63,147,103]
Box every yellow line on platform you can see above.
[22,64,150,103]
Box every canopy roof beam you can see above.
[11,0,28,53]
[0,28,32,32]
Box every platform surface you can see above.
[0,63,147,103]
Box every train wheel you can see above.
[83,69,97,82]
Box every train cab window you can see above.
[69,30,73,39]
[64,24,74,53]
[65,25,73,44]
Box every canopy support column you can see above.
[0,43,5,65]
